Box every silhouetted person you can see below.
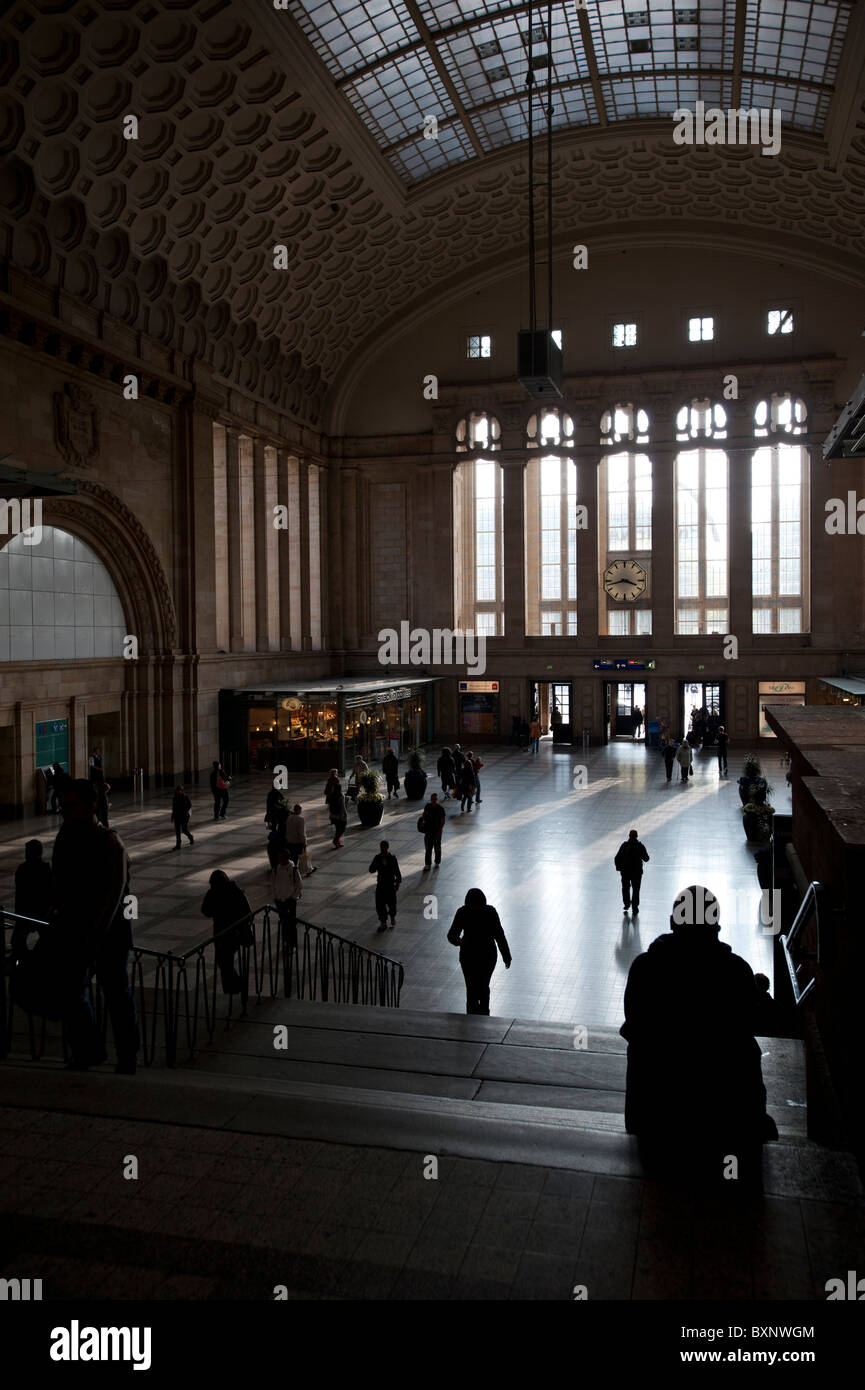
[551,703,562,728]
[663,742,677,782]
[12,840,53,955]
[53,779,138,1073]
[717,726,729,776]
[283,804,306,866]
[271,848,302,951]
[437,747,456,799]
[469,751,484,803]
[330,785,347,847]
[447,888,511,1016]
[382,749,400,799]
[210,760,230,819]
[369,839,401,932]
[95,780,110,828]
[171,786,194,850]
[458,757,477,812]
[452,744,465,779]
[265,786,287,829]
[621,885,778,1179]
[753,972,778,1035]
[615,829,650,914]
[50,762,71,812]
[420,792,446,867]
[633,706,643,738]
[88,747,104,787]
[323,769,340,807]
[201,869,252,996]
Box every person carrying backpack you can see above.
[614,829,650,915]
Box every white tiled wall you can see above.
[0,526,127,662]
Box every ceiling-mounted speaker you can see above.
[517,328,562,399]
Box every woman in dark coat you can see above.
[447,888,512,1016]
[329,784,347,848]
[171,786,194,850]
[436,747,456,799]
[324,768,340,807]
[201,870,253,994]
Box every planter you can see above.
[403,768,428,801]
[357,799,384,828]
[743,810,771,843]
[739,777,767,806]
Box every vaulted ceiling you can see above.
[1,0,864,431]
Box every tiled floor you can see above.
[1,1103,858,1301]
[0,739,790,1027]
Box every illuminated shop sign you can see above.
[593,660,656,671]
[459,681,499,692]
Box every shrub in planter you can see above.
[738,757,772,806]
[357,771,384,827]
[742,800,774,843]
[403,746,428,801]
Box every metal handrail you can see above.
[1,904,404,1068]
[779,879,823,1006]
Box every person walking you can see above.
[663,741,677,783]
[530,717,542,754]
[717,726,729,776]
[49,762,70,812]
[469,751,484,803]
[88,747,104,788]
[330,783,347,848]
[348,755,368,805]
[171,786,194,850]
[52,779,138,1073]
[382,748,400,799]
[420,792,446,868]
[210,760,230,819]
[614,829,650,915]
[201,870,253,997]
[369,839,402,932]
[265,786,287,830]
[446,888,512,1016]
[283,804,306,866]
[633,707,643,739]
[452,744,465,781]
[676,738,693,783]
[458,756,477,812]
[324,768,340,806]
[12,839,53,955]
[271,847,302,951]
[437,747,456,799]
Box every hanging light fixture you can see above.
[517,0,562,399]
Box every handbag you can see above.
[417,814,426,833]
[298,850,313,876]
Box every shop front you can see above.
[459,680,500,741]
[220,677,438,774]
[758,679,807,736]
[814,676,865,710]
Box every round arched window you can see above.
[0,525,127,661]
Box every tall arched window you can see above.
[751,396,809,633]
[675,400,728,634]
[0,526,127,661]
[526,409,577,635]
[599,404,652,635]
[454,412,504,635]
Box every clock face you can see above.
[604,558,647,602]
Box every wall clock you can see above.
[603,558,648,602]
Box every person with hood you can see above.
[446,888,512,1016]
[620,884,778,1175]
[614,829,650,914]
[171,785,194,850]
[437,747,456,799]
[368,839,402,932]
[676,737,693,783]
[201,869,253,995]
[382,747,400,799]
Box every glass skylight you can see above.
[288,0,853,185]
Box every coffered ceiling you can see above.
[1,0,864,431]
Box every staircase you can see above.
[4,1001,859,1201]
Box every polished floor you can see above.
[0,738,789,1027]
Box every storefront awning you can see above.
[229,675,440,700]
[818,676,865,696]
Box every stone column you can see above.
[502,458,526,641]
[225,428,245,653]
[252,438,271,651]
[326,459,344,652]
[341,468,359,651]
[649,394,675,642]
[728,400,752,652]
[576,453,598,647]
[298,457,312,652]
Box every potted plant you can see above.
[357,770,384,828]
[403,746,428,801]
[742,800,775,844]
[738,757,771,806]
